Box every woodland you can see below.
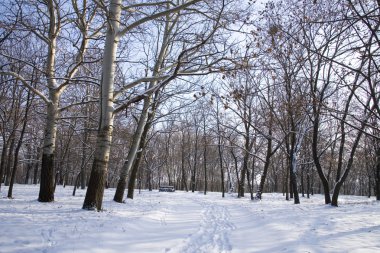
[0,0,379,211]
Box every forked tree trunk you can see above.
[83,0,121,211]
[126,112,153,200]
[114,96,151,202]
[311,117,331,204]
[331,119,367,206]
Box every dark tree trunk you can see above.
[306,172,310,199]
[72,172,81,196]
[239,134,251,198]
[231,148,239,195]
[38,154,55,202]
[148,169,152,191]
[8,91,30,198]
[368,175,371,198]
[4,137,15,186]
[289,167,300,204]
[289,164,293,199]
[83,158,107,210]
[239,163,246,197]
[191,126,199,193]
[332,122,365,206]
[301,167,305,197]
[181,133,188,192]
[285,160,289,201]
[114,176,127,202]
[376,147,380,201]
[203,120,207,195]
[0,139,8,189]
[246,164,254,200]
[256,135,272,199]
[217,138,224,197]
[216,102,225,197]
[127,151,144,199]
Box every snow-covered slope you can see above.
[1,185,379,253]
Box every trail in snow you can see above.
[168,197,235,253]
[1,185,380,253]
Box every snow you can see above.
[1,185,380,253]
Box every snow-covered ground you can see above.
[1,185,379,253]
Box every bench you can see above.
[159,186,175,192]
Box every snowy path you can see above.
[168,196,235,253]
[1,185,380,253]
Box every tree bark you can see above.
[191,125,199,193]
[256,132,272,199]
[8,90,31,198]
[4,136,15,186]
[376,147,380,200]
[83,0,121,210]
[203,116,207,195]
[331,116,368,206]
[114,96,151,203]
[38,98,59,202]
[126,111,154,199]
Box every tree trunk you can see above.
[239,161,247,197]
[231,148,239,195]
[72,172,81,196]
[181,132,188,192]
[203,115,207,195]
[256,135,272,199]
[191,126,199,193]
[4,136,15,186]
[0,137,8,189]
[8,90,31,198]
[301,166,305,197]
[114,96,151,203]
[38,92,59,202]
[246,163,254,200]
[306,172,310,199]
[376,147,380,200]
[126,116,152,199]
[83,0,121,211]
[216,102,225,197]
[331,119,366,206]
[285,159,289,201]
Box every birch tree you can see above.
[82,0,214,210]
[0,0,98,202]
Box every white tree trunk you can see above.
[113,95,151,202]
[83,0,121,210]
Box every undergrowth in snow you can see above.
[1,184,380,253]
